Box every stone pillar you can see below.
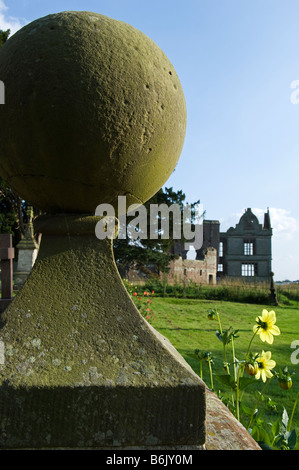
[0,234,14,313]
[0,12,205,449]
[0,214,206,448]
[14,206,39,290]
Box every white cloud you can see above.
[252,207,299,241]
[221,207,299,241]
[267,208,299,281]
[253,208,299,280]
[0,0,26,36]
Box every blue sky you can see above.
[1,0,299,280]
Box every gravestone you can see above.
[0,11,206,449]
[14,206,39,290]
[0,234,14,313]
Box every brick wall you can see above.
[163,247,217,285]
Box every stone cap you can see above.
[205,390,261,450]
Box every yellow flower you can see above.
[253,309,280,344]
[255,351,276,382]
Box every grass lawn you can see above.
[135,295,299,448]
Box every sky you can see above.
[1,0,299,281]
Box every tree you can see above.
[0,29,10,47]
[113,187,201,277]
[0,175,40,247]
[0,29,37,245]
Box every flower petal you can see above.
[261,370,267,382]
[268,310,276,323]
[259,330,272,343]
[270,325,280,336]
[263,351,272,360]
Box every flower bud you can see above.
[208,310,216,320]
[245,362,259,376]
[278,377,292,390]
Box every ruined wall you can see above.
[126,248,218,286]
[163,247,217,285]
[196,220,220,260]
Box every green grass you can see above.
[141,278,275,305]
[135,295,299,447]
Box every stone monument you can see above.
[14,206,39,290]
[0,11,206,449]
[0,234,14,313]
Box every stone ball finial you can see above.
[0,11,186,214]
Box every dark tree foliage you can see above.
[0,176,37,247]
[113,187,201,276]
[0,29,37,245]
[0,29,10,47]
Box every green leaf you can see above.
[274,433,285,448]
[258,442,273,450]
[238,377,255,391]
[271,418,281,439]
[281,407,289,432]
[256,428,272,447]
[240,403,253,416]
[215,374,236,390]
[216,326,239,345]
[187,352,201,361]
[287,429,297,449]
[216,330,222,342]
[250,426,259,441]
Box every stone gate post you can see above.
[0,234,14,313]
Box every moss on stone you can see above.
[0,216,206,448]
[0,220,200,388]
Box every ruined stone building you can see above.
[126,208,272,285]
[165,208,272,285]
[218,208,272,282]
[164,246,218,285]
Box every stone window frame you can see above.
[243,239,254,256]
[218,241,223,257]
[241,263,257,277]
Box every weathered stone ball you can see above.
[0,11,186,213]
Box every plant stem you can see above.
[246,376,273,430]
[208,359,214,390]
[246,330,258,359]
[216,310,234,404]
[216,311,230,375]
[236,363,243,422]
[288,390,299,432]
[216,311,223,336]
[232,336,237,383]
